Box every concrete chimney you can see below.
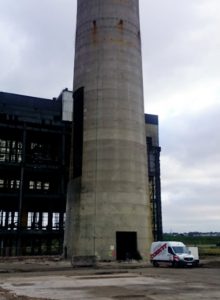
[64,0,152,262]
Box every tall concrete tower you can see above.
[64,0,152,261]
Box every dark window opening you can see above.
[116,231,141,261]
[73,87,84,178]
[0,139,22,163]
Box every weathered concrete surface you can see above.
[0,259,220,299]
[65,0,152,261]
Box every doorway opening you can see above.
[116,231,141,261]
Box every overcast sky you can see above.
[1,0,220,233]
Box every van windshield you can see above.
[172,246,188,254]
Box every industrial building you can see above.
[0,90,72,255]
[145,114,162,242]
[0,89,162,256]
[64,0,162,261]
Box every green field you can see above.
[163,234,220,256]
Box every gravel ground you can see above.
[0,257,219,300]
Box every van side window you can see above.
[168,247,174,255]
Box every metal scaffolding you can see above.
[0,92,163,256]
[145,114,163,241]
[0,91,71,256]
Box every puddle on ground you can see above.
[12,283,34,287]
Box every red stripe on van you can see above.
[151,243,167,259]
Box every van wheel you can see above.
[172,261,176,268]
[194,261,199,267]
[153,261,159,267]
[172,261,180,267]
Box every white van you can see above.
[150,241,199,267]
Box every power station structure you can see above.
[64,0,161,261]
[0,90,162,256]
[0,0,162,258]
[0,90,72,255]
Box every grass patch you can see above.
[198,246,220,256]
[163,234,220,256]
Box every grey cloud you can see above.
[160,105,220,231]
[0,0,76,97]
[0,0,219,232]
[140,0,220,111]
[160,105,220,168]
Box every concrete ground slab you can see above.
[0,258,219,299]
[1,274,173,300]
